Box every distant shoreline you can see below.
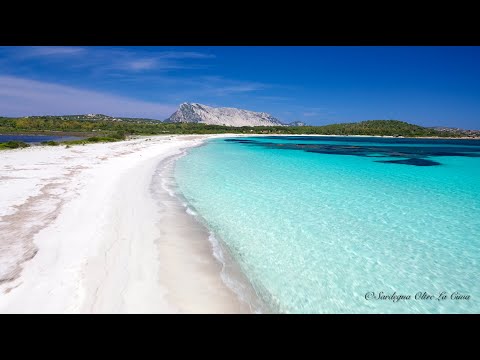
[244,133,480,140]
[2,131,479,142]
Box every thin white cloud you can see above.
[198,76,267,96]
[0,47,215,74]
[0,76,176,119]
[258,95,291,102]
[213,84,266,95]
[303,112,318,117]
[157,51,216,59]
[19,46,86,57]
[122,58,159,71]
[111,52,213,72]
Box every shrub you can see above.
[41,140,59,146]
[0,141,30,149]
[111,131,126,140]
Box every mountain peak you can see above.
[166,103,285,127]
[289,120,306,126]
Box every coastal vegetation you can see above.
[62,132,126,145]
[41,141,60,146]
[292,120,455,137]
[0,131,126,150]
[0,140,30,150]
[0,116,469,139]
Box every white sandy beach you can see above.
[0,135,253,313]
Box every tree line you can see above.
[0,117,461,138]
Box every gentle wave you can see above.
[155,146,266,313]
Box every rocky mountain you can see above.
[165,103,286,127]
[288,121,306,126]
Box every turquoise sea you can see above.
[174,136,480,313]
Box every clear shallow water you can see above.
[0,134,82,143]
[174,136,480,313]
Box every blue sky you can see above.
[0,46,479,129]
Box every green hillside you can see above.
[296,120,453,137]
[0,116,465,138]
